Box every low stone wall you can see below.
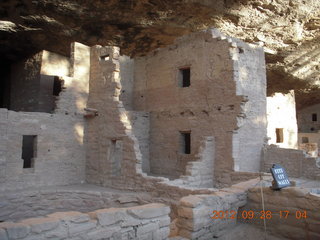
[0,203,170,240]
[175,178,258,239]
[262,144,320,180]
[0,186,152,222]
[243,186,320,240]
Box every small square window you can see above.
[178,67,190,87]
[100,54,110,61]
[302,137,309,143]
[312,113,317,122]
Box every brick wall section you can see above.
[175,178,259,239]
[0,42,90,191]
[262,144,320,180]
[0,203,171,240]
[243,187,320,240]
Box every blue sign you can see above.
[270,164,291,190]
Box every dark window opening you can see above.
[179,67,191,87]
[22,135,37,168]
[312,113,317,122]
[100,54,110,61]
[302,137,309,143]
[109,139,122,176]
[180,131,191,154]
[276,128,284,143]
[53,76,63,96]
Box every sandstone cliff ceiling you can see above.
[0,0,319,108]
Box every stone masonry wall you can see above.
[243,187,320,240]
[0,42,90,191]
[231,35,267,173]
[0,203,170,240]
[133,30,245,182]
[175,178,259,239]
[172,136,215,188]
[297,103,320,133]
[84,44,221,204]
[262,144,320,180]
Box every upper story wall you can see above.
[0,43,90,191]
[133,30,266,182]
[267,91,298,149]
[297,103,320,133]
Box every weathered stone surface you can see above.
[5,223,30,239]
[94,208,126,226]
[0,204,171,240]
[127,204,170,219]
[0,229,8,240]
[20,217,59,233]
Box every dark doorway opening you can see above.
[22,135,37,168]
[179,67,191,87]
[180,131,191,154]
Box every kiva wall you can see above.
[0,203,170,240]
[243,187,320,240]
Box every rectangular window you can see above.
[275,128,284,143]
[312,113,317,122]
[178,67,191,87]
[22,135,37,168]
[100,54,110,61]
[180,131,191,154]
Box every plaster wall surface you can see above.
[119,55,134,110]
[267,91,298,149]
[40,50,71,77]
[231,37,267,172]
[297,103,320,133]
[0,42,90,191]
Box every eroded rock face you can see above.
[0,0,319,106]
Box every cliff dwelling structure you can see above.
[0,1,320,240]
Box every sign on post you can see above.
[270,164,291,190]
